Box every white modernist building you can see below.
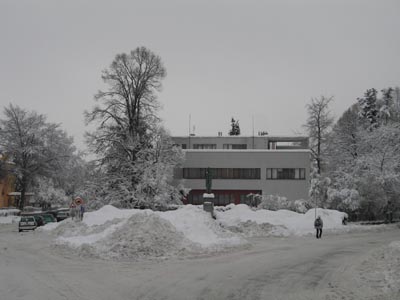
[172,135,310,206]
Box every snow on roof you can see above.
[8,192,35,196]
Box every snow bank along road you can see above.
[0,224,399,300]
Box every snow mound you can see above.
[96,213,201,260]
[82,204,141,226]
[216,204,349,237]
[224,220,280,237]
[47,205,248,260]
[0,215,20,224]
[157,205,244,247]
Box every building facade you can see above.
[0,160,15,208]
[172,135,310,205]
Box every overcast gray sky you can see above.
[1,0,400,150]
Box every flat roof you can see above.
[173,135,308,139]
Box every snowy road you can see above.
[0,224,399,300]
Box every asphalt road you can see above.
[0,224,398,300]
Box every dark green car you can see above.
[40,214,56,224]
[32,215,44,226]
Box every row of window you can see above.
[266,168,306,180]
[223,144,247,149]
[183,168,261,179]
[180,144,248,149]
[187,192,259,205]
[181,168,306,180]
[193,144,217,149]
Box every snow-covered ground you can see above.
[0,204,399,299]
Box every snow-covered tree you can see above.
[85,47,183,209]
[101,127,184,209]
[257,194,289,211]
[323,87,400,219]
[228,118,240,136]
[0,104,77,209]
[379,87,394,125]
[55,152,89,198]
[73,162,108,210]
[304,96,334,174]
[326,105,361,173]
[32,177,70,208]
[355,124,400,217]
[392,87,400,122]
[327,188,360,213]
[257,194,312,213]
[309,165,331,209]
[358,88,379,129]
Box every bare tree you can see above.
[304,96,334,174]
[85,47,166,164]
[85,47,183,208]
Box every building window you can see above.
[181,144,187,149]
[214,193,235,206]
[183,168,260,179]
[189,193,203,205]
[223,144,247,149]
[266,168,306,180]
[193,144,217,149]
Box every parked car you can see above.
[48,210,59,218]
[18,216,37,232]
[40,214,56,224]
[32,215,45,227]
[56,210,70,222]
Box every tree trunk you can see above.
[18,177,27,210]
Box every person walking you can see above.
[80,204,85,221]
[314,216,323,239]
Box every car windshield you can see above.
[21,217,33,222]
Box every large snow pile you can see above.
[216,204,351,237]
[43,205,248,260]
[40,204,389,260]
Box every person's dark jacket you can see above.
[314,217,323,229]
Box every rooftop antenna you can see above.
[252,115,255,149]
